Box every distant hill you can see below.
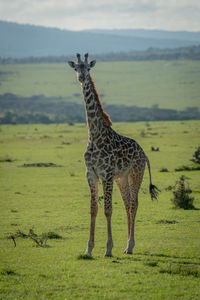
[0,20,200,58]
[86,29,200,43]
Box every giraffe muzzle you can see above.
[78,74,85,82]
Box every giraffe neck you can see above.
[81,74,112,141]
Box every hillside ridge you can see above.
[1,20,200,58]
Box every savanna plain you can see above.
[0,121,200,299]
[0,60,200,299]
[0,60,200,109]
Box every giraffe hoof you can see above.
[85,249,92,256]
[104,252,113,257]
[124,249,133,255]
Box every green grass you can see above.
[0,121,200,299]
[0,60,200,109]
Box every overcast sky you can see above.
[0,0,199,31]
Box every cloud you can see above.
[0,0,199,31]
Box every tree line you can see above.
[0,45,200,64]
[0,94,199,125]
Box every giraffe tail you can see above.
[146,156,160,201]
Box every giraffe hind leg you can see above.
[123,169,144,254]
[115,175,132,253]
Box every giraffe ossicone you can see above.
[68,54,159,257]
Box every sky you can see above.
[0,0,200,32]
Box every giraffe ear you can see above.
[68,61,76,69]
[89,60,96,68]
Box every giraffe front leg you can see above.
[85,170,98,256]
[102,178,114,257]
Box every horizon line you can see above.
[1,19,200,34]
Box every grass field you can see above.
[1,60,200,110]
[0,120,200,299]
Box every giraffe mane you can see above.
[89,73,112,127]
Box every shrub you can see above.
[7,229,60,247]
[171,175,195,209]
[191,146,200,164]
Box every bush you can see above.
[191,146,200,164]
[171,175,195,209]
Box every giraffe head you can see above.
[68,53,96,83]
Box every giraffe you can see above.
[68,53,159,257]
